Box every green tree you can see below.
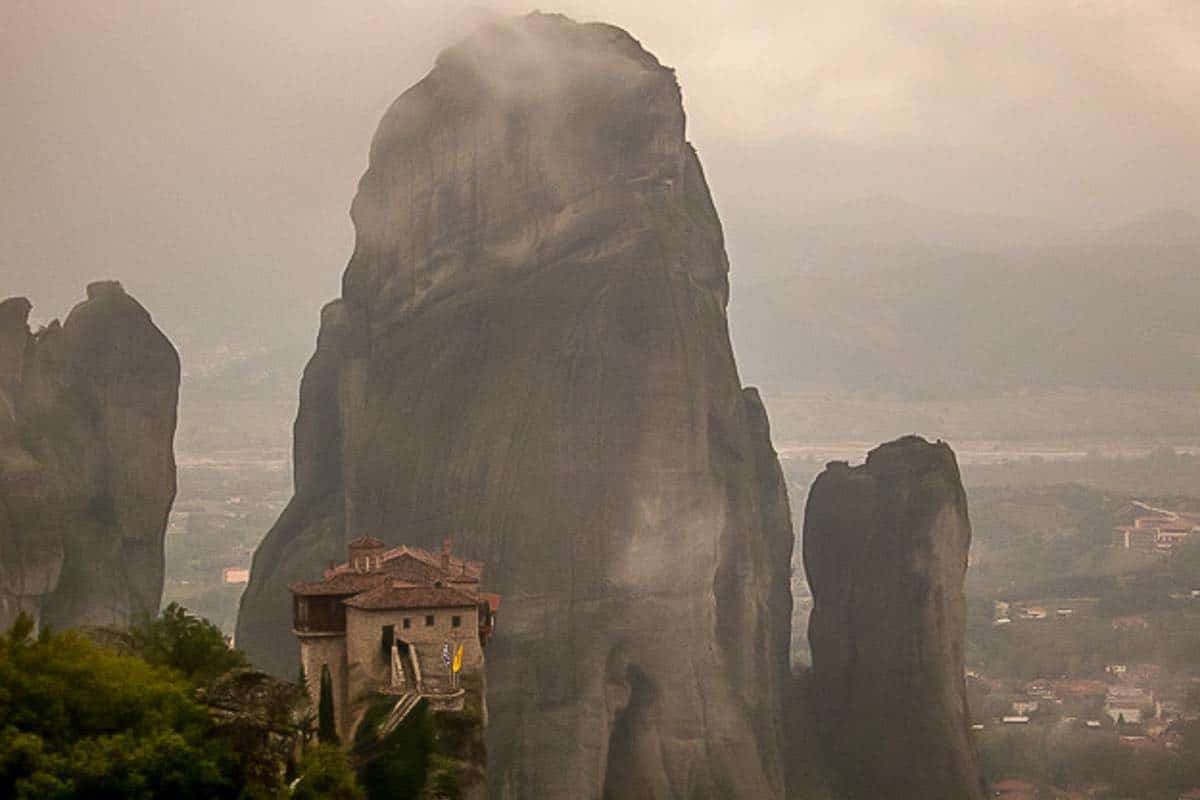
[319,665,339,745]
[355,697,432,800]
[419,754,463,800]
[292,744,363,800]
[0,614,237,799]
[127,602,246,684]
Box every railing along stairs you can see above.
[379,692,421,736]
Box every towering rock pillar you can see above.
[803,435,984,800]
[0,282,179,630]
[237,13,794,799]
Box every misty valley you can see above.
[154,385,1200,798]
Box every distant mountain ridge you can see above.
[730,200,1200,397]
[748,196,1200,260]
[162,198,1199,413]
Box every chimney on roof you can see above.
[348,535,386,573]
[441,536,452,572]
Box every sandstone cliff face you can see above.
[237,13,793,798]
[803,435,984,800]
[0,282,178,630]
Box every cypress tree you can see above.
[319,663,339,744]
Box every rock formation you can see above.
[237,13,793,798]
[0,281,178,630]
[803,435,984,800]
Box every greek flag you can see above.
[442,641,451,668]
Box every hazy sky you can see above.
[2,1,1198,341]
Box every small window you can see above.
[425,615,435,627]
[452,615,462,628]
[402,618,411,630]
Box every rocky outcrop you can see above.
[0,282,178,630]
[803,435,984,800]
[237,13,793,799]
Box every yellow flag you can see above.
[452,643,464,673]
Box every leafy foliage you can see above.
[0,613,236,799]
[292,744,363,800]
[977,720,1200,798]
[351,695,482,800]
[0,607,367,799]
[318,665,339,745]
[355,697,432,799]
[127,602,247,684]
[418,754,462,800]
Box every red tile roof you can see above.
[348,535,386,548]
[990,778,1038,799]
[1052,679,1108,697]
[289,572,384,596]
[343,582,480,611]
[291,540,495,613]
[992,778,1038,790]
[325,544,483,581]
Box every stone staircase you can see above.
[378,692,421,736]
[376,642,463,735]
